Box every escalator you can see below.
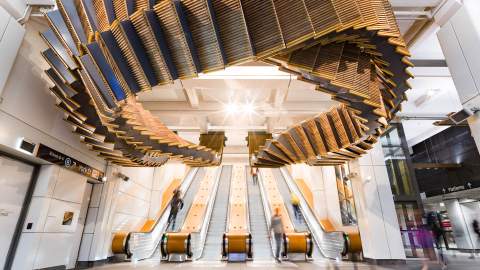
[166,168,206,233]
[200,165,232,261]
[270,168,323,260]
[246,167,273,261]
[159,167,222,261]
[275,168,349,260]
[127,167,205,260]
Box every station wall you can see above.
[11,165,91,269]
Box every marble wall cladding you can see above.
[0,6,24,97]
[12,165,91,269]
[0,155,34,269]
[78,163,189,262]
[350,143,406,260]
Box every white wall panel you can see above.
[33,165,59,197]
[450,7,480,94]
[22,196,50,232]
[120,167,155,190]
[0,7,9,37]
[373,166,405,259]
[0,155,33,268]
[115,193,149,217]
[117,180,151,202]
[90,184,103,208]
[323,166,342,226]
[370,143,386,166]
[33,233,75,269]
[0,7,24,97]
[77,233,93,261]
[43,199,81,233]
[69,184,92,268]
[149,190,162,218]
[152,166,166,190]
[438,21,478,104]
[11,233,41,270]
[52,168,88,203]
[111,213,145,232]
[84,207,98,234]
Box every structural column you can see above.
[437,0,480,151]
[349,143,406,261]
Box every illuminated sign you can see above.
[36,144,104,181]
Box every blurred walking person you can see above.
[472,219,480,256]
[291,192,301,221]
[270,207,284,263]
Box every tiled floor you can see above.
[90,253,480,270]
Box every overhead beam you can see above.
[184,87,200,108]
[273,88,288,108]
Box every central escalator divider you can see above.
[200,165,232,261]
[222,165,252,261]
[160,167,220,261]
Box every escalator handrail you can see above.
[279,167,346,259]
[128,168,200,260]
[257,169,277,257]
[133,167,199,235]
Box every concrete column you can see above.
[349,143,406,261]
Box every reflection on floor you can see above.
[89,255,480,270]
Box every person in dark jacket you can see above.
[168,189,183,230]
[473,219,480,238]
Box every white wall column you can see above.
[437,0,480,151]
[349,143,405,261]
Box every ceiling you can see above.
[3,0,463,150]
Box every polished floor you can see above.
[90,253,480,270]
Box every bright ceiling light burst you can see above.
[224,101,257,115]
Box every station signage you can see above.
[36,144,104,181]
[425,181,480,197]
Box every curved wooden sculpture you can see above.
[41,0,411,167]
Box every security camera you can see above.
[116,172,130,181]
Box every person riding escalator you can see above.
[167,189,184,231]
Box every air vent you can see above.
[19,139,36,154]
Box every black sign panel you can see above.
[425,181,480,197]
[36,144,104,181]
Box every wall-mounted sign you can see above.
[36,144,104,181]
[425,181,479,197]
